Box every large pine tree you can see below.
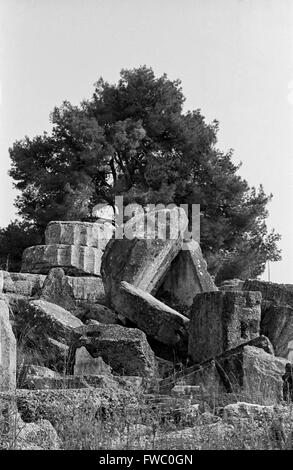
[4,66,280,280]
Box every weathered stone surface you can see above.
[21,364,89,390]
[74,347,112,376]
[67,276,106,303]
[3,271,45,297]
[188,290,261,363]
[216,345,287,405]
[76,303,118,324]
[45,220,112,249]
[218,279,244,292]
[261,303,293,358]
[243,279,293,306]
[0,270,3,293]
[38,267,76,311]
[9,299,81,372]
[169,344,286,406]
[0,300,16,391]
[0,393,61,450]
[101,207,187,304]
[156,357,175,378]
[116,281,189,346]
[243,280,293,358]
[156,240,217,311]
[160,335,275,396]
[3,271,106,303]
[222,401,275,423]
[15,385,138,448]
[21,244,103,276]
[69,322,156,377]
[15,417,61,450]
[28,299,83,343]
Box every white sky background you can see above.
[0,0,292,282]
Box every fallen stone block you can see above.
[19,365,88,390]
[15,386,137,447]
[10,298,81,372]
[3,271,106,304]
[27,376,88,391]
[160,335,275,397]
[261,303,293,358]
[3,272,45,297]
[0,394,61,450]
[116,281,189,346]
[21,244,103,276]
[156,240,217,311]
[74,347,112,376]
[243,279,293,358]
[28,299,83,344]
[0,300,16,392]
[188,290,261,363]
[67,276,106,303]
[75,303,118,324]
[69,322,156,377]
[217,345,287,405]
[38,268,76,311]
[101,207,187,304]
[222,401,276,423]
[243,279,293,306]
[15,417,61,450]
[45,220,112,249]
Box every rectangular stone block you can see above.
[243,279,293,306]
[243,280,293,359]
[70,322,157,377]
[188,290,261,363]
[21,244,103,276]
[3,271,105,303]
[67,276,105,303]
[217,345,287,405]
[116,281,189,346]
[45,221,112,249]
[0,300,16,391]
[3,272,46,297]
[160,337,285,406]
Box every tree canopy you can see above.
[5,66,281,280]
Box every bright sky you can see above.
[0,0,292,282]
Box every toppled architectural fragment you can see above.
[117,281,189,346]
[45,220,112,249]
[2,271,106,303]
[161,336,286,405]
[243,279,293,358]
[38,268,76,311]
[102,207,216,318]
[101,207,188,303]
[21,244,103,276]
[69,322,156,377]
[189,290,261,363]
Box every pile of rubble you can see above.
[0,207,293,448]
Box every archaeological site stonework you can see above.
[1,208,293,449]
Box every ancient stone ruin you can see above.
[1,207,293,449]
